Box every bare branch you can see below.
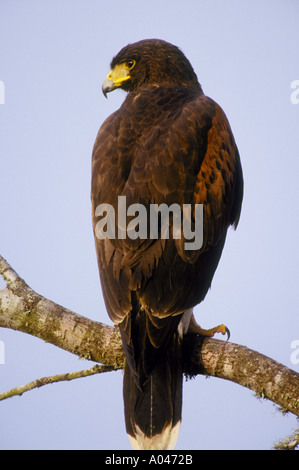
[0,255,124,369]
[0,364,116,401]
[183,335,299,417]
[1,254,299,419]
[273,428,299,450]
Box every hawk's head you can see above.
[102,39,200,96]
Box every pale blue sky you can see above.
[0,0,298,450]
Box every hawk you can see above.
[91,39,243,450]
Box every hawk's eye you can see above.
[126,60,135,70]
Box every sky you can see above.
[0,0,298,450]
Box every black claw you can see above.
[225,327,230,341]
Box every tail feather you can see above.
[123,330,182,450]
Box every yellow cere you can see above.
[107,61,135,87]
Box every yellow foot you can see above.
[188,315,230,341]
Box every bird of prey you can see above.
[91,39,243,450]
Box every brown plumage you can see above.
[91,39,243,449]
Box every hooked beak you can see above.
[102,77,117,98]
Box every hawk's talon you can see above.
[208,323,230,341]
[225,326,230,342]
[187,316,230,341]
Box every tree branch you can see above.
[273,428,299,450]
[0,364,115,401]
[0,255,124,369]
[1,254,299,418]
[183,335,299,417]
